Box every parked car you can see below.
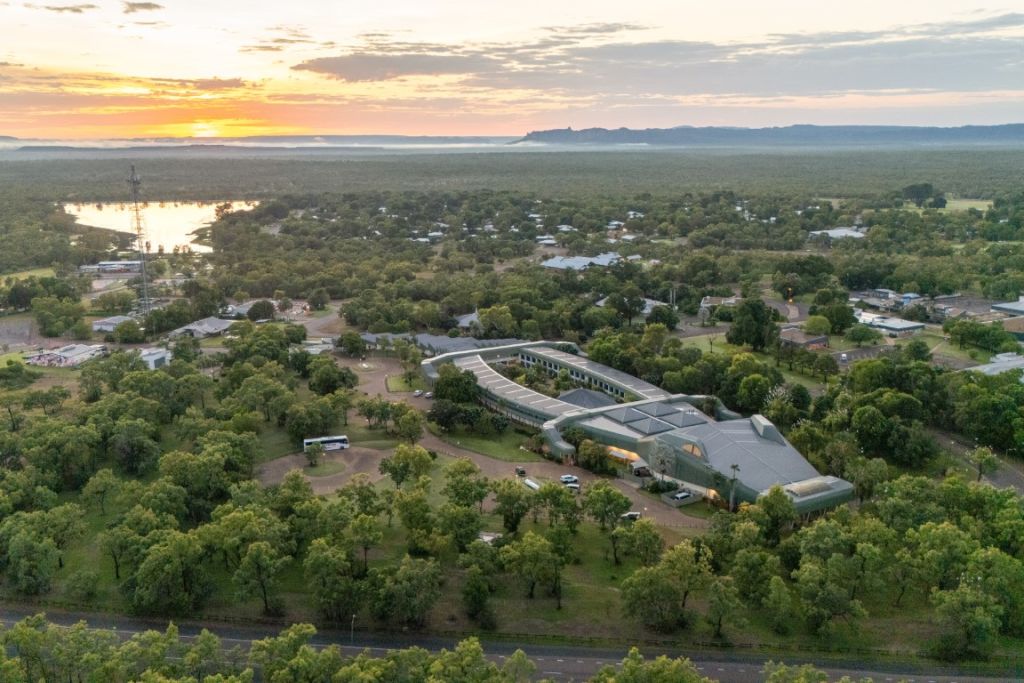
[424,391,433,399]
[559,474,579,484]
[514,466,527,477]
[840,353,849,363]
[565,483,581,493]
[620,511,642,522]
[671,490,692,501]
[413,389,423,397]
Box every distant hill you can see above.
[0,136,16,141]
[515,124,1024,147]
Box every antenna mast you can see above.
[128,165,150,316]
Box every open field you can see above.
[432,425,543,463]
[2,266,56,280]
[385,374,427,393]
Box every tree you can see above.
[967,446,998,482]
[303,538,361,621]
[931,582,1003,661]
[737,374,771,413]
[394,409,425,443]
[379,444,432,487]
[763,575,797,635]
[6,530,59,595]
[442,459,489,510]
[112,320,145,343]
[730,547,782,605]
[621,565,686,632]
[621,517,664,566]
[370,555,442,628]
[642,304,678,330]
[462,565,496,629]
[576,439,615,474]
[337,331,366,358]
[757,485,797,546]
[349,513,383,574]
[844,323,881,347]
[234,541,289,615]
[491,478,532,534]
[727,299,778,351]
[308,288,329,310]
[499,531,558,600]
[132,530,212,614]
[802,315,832,336]
[305,442,324,468]
[82,468,121,514]
[591,648,709,683]
[433,364,478,403]
[246,300,276,322]
[582,480,631,531]
[706,576,746,639]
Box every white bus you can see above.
[303,435,350,452]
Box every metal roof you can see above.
[526,346,671,401]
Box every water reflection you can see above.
[64,200,255,253]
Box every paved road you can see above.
[0,606,1014,683]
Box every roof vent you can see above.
[751,415,785,445]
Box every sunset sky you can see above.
[1,1,1022,138]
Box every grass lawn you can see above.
[386,374,427,393]
[304,460,346,477]
[2,266,55,280]
[918,332,993,365]
[256,427,298,463]
[678,331,742,355]
[435,427,542,463]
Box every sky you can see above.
[0,1,1022,138]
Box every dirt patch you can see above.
[256,446,389,495]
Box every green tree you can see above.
[499,531,557,600]
[582,480,631,531]
[706,576,746,638]
[462,565,495,628]
[967,446,998,482]
[844,324,881,347]
[931,582,1003,661]
[82,468,121,514]
[591,648,709,682]
[349,513,383,574]
[442,459,490,510]
[763,575,798,635]
[802,315,832,336]
[6,530,59,595]
[491,478,532,534]
[726,299,778,351]
[246,300,276,321]
[303,538,361,621]
[304,442,324,468]
[379,444,432,487]
[234,541,289,615]
[370,555,442,628]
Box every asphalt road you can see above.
[0,606,1017,683]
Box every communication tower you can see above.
[128,165,150,315]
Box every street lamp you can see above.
[351,613,356,645]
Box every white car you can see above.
[559,474,579,484]
[424,391,433,399]
[565,483,581,493]
[413,389,423,397]
[620,511,642,522]
[671,490,692,501]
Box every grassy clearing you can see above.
[677,331,741,355]
[2,266,55,280]
[435,427,542,463]
[919,332,993,365]
[386,374,427,393]
[304,460,346,477]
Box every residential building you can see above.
[92,315,134,333]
